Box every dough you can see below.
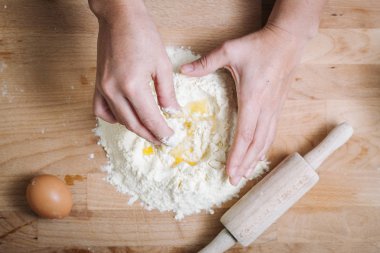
[95,47,268,219]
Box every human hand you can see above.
[181,25,307,185]
[90,0,179,145]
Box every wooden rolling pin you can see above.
[199,122,353,253]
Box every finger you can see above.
[126,84,174,142]
[258,115,278,160]
[244,116,277,178]
[93,89,117,123]
[180,43,230,77]
[239,113,272,178]
[154,64,180,111]
[226,103,260,185]
[107,94,161,145]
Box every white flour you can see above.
[95,47,268,219]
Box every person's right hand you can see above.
[89,0,180,145]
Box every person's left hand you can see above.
[180,24,307,185]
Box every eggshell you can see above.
[26,174,72,219]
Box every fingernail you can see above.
[229,176,242,186]
[228,167,237,177]
[152,139,162,146]
[160,131,182,147]
[160,135,174,147]
[260,155,266,161]
[181,64,194,74]
[162,107,182,116]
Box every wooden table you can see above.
[1,0,379,252]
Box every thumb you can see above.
[155,64,181,111]
[180,45,229,77]
[93,88,117,123]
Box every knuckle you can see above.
[251,140,264,154]
[157,88,176,103]
[198,56,209,70]
[100,81,115,99]
[123,121,136,132]
[221,41,233,57]
[238,127,254,142]
[121,82,138,98]
[156,93,169,104]
[93,104,104,117]
[141,116,159,130]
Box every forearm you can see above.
[267,0,327,41]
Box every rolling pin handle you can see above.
[304,122,353,170]
[198,228,237,253]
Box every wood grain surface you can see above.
[0,0,379,252]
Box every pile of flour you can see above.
[95,47,268,219]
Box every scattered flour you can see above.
[0,61,7,73]
[95,47,268,219]
[1,82,8,97]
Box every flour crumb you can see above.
[95,47,269,220]
[88,153,95,160]
[0,62,7,73]
[1,82,8,97]
[128,195,138,205]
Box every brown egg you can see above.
[26,174,72,219]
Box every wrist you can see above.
[263,22,309,49]
[266,17,319,43]
[88,0,147,24]
[266,0,326,42]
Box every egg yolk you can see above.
[142,99,215,167]
[170,146,197,167]
[142,146,154,155]
[187,100,208,114]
